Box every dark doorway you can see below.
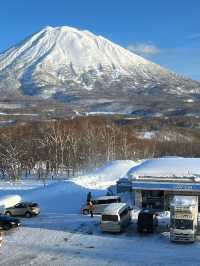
[142,190,164,211]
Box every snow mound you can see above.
[0,181,105,214]
[0,195,21,210]
[74,160,139,189]
[24,181,105,213]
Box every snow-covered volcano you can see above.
[0,26,167,93]
[0,26,156,75]
[0,26,200,115]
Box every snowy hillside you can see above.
[74,160,139,189]
[0,26,154,75]
[0,25,171,92]
[0,26,200,116]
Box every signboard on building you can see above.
[132,181,200,192]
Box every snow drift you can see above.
[0,195,21,212]
[74,160,139,189]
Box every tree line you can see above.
[0,116,200,181]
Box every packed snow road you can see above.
[0,180,200,266]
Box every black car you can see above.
[137,209,158,233]
[0,215,21,230]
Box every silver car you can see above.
[5,202,40,218]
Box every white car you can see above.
[100,203,131,232]
[82,196,121,215]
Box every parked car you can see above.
[137,209,158,233]
[0,215,21,230]
[100,203,131,233]
[4,202,40,218]
[82,196,121,215]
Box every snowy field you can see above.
[0,161,200,266]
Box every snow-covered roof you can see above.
[127,157,200,179]
[102,203,128,215]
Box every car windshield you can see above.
[173,219,193,230]
[138,213,153,225]
[29,203,38,207]
[102,215,118,222]
[95,198,120,205]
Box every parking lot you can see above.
[0,181,200,266]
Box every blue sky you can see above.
[0,0,200,80]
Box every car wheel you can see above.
[5,211,11,217]
[83,209,89,215]
[25,212,32,218]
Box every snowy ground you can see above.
[0,161,200,265]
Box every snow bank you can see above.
[0,160,140,214]
[0,195,21,212]
[0,180,48,190]
[24,181,97,213]
[74,160,139,189]
[0,181,105,214]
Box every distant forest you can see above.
[0,116,200,181]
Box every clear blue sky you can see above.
[0,0,200,80]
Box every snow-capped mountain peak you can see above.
[0,25,199,115]
[0,25,152,73]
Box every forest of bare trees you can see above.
[0,116,200,181]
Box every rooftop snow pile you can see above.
[127,157,200,179]
[74,160,139,189]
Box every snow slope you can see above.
[74,160,139,189]
[0,26,152,73]
[0,181,105,214]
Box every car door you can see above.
[13,203,25,216]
